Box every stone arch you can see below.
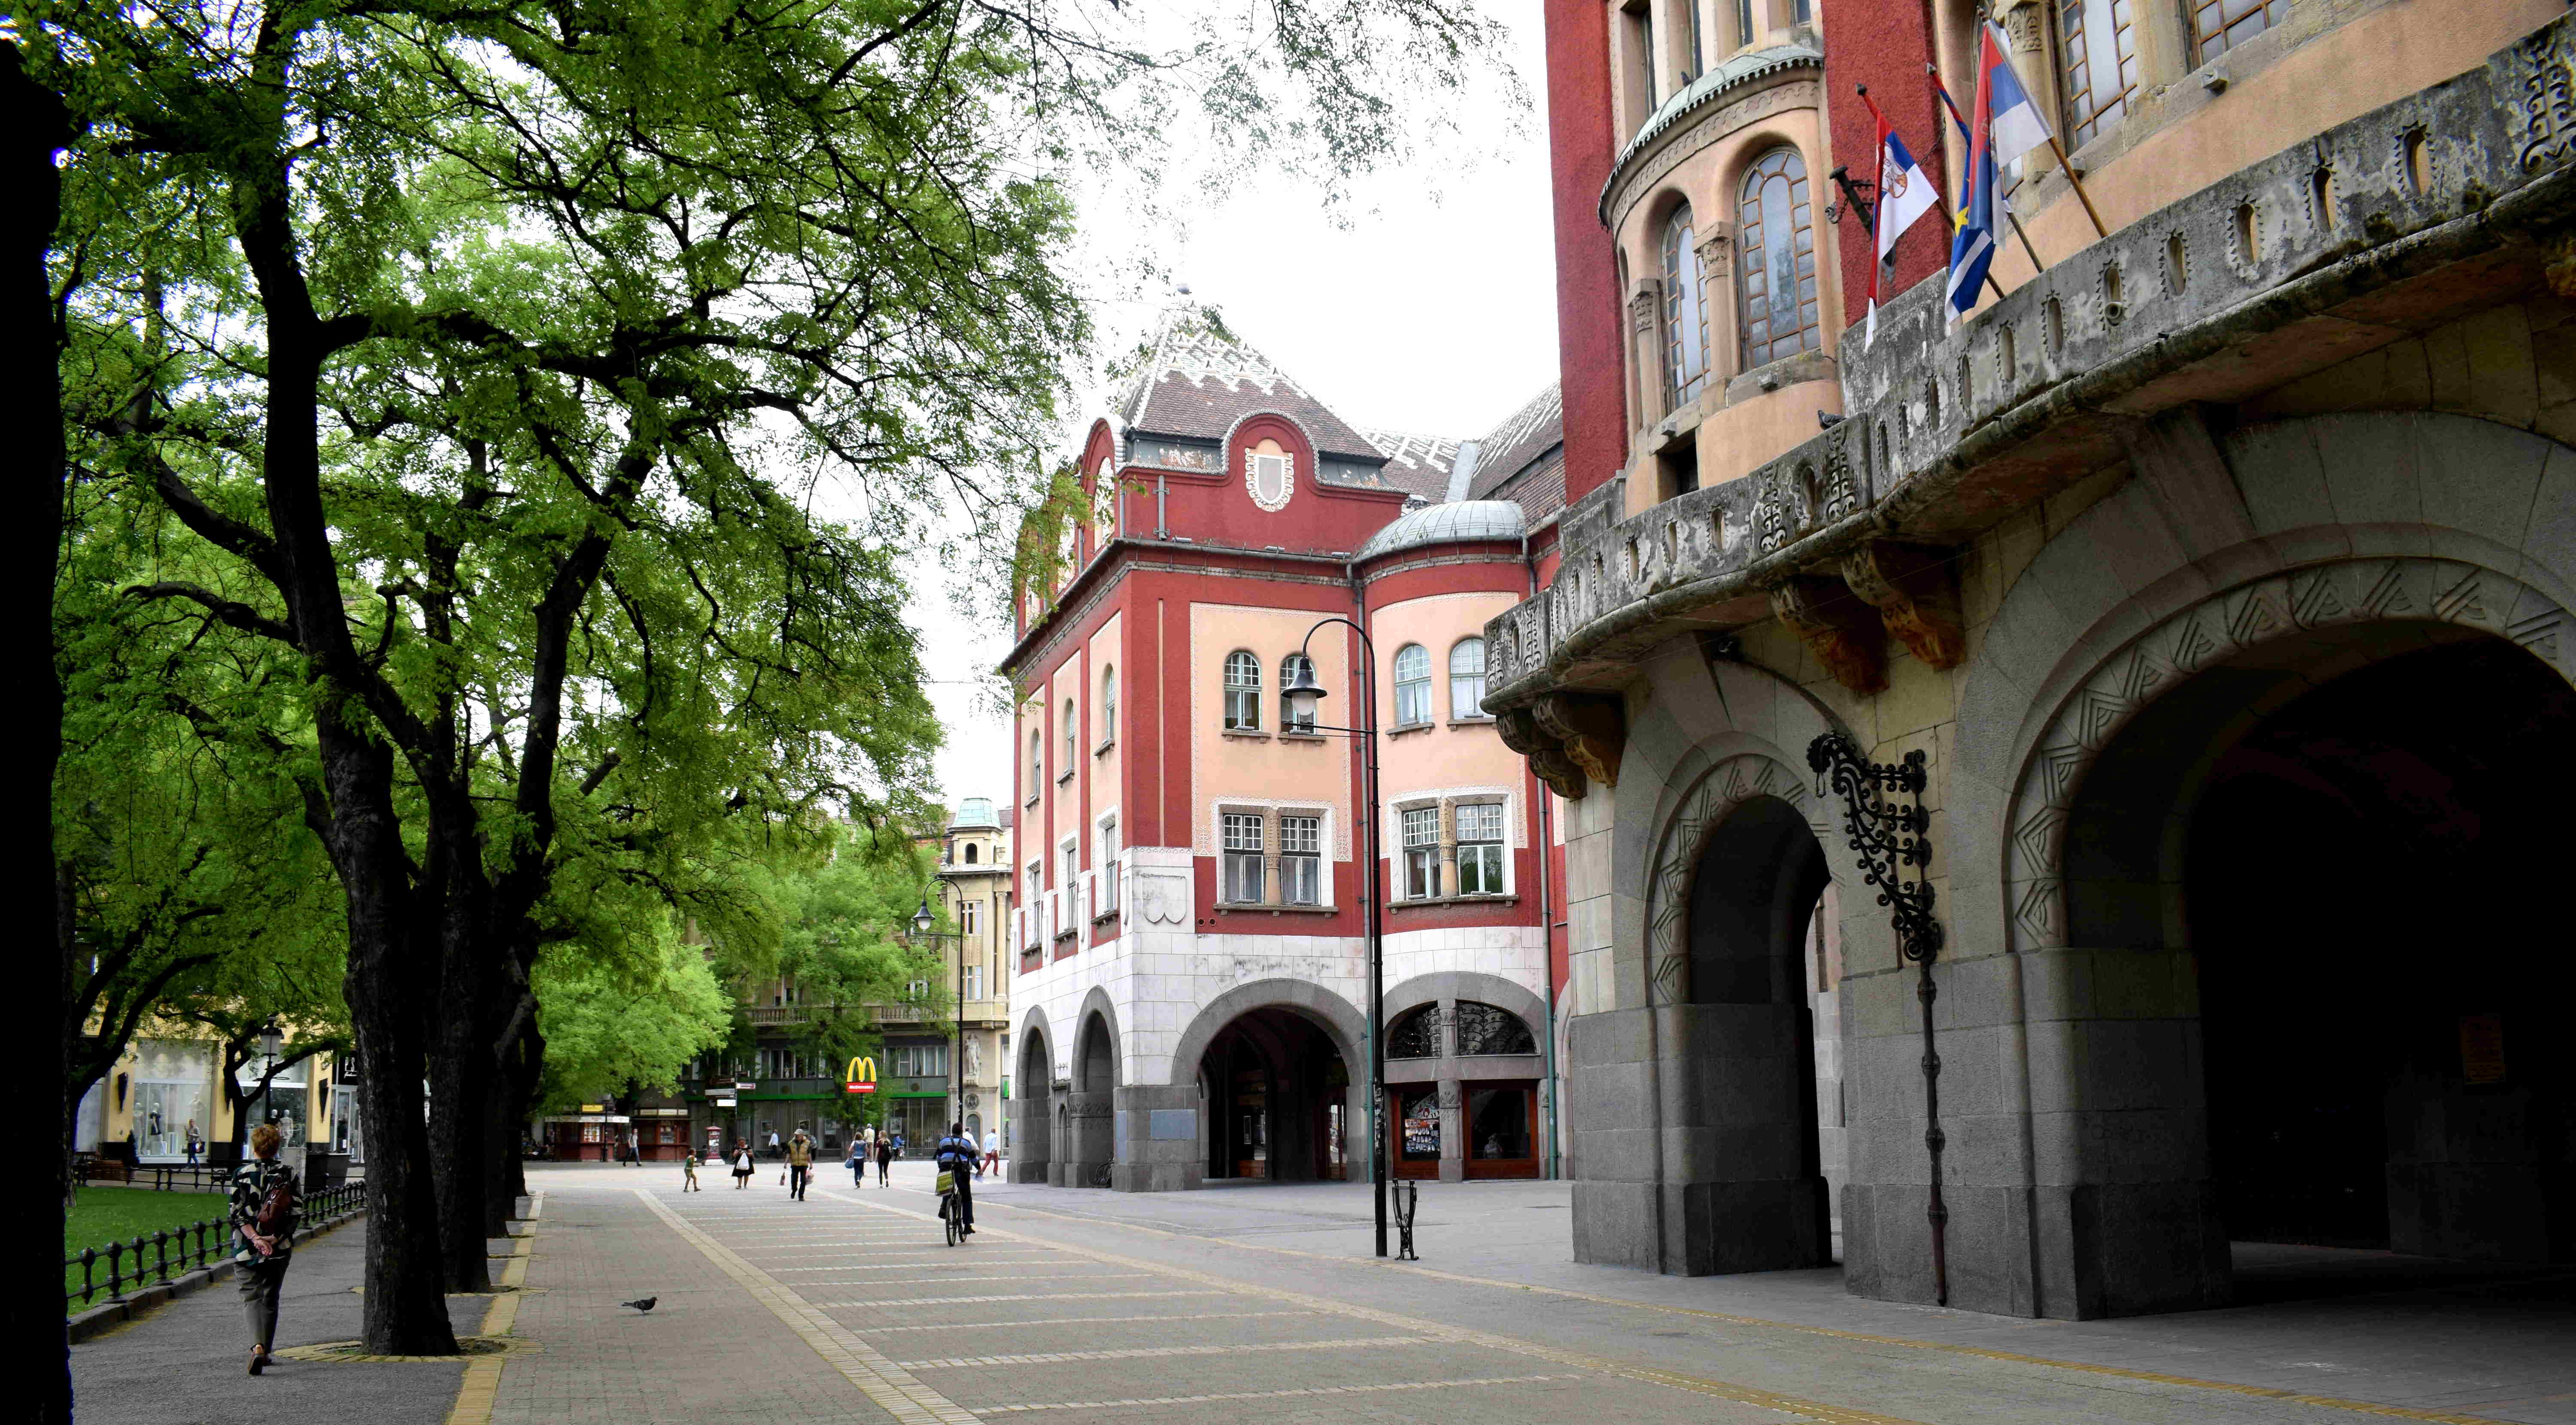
[1642,752,1833,1004]
[2001,555,2575,951]
[1380,970,1548,1036]
[1168,978,1368,1081]
[1073,987,1122,1092]
[1011,1006,1056,1185]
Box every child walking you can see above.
[682,1149,702,1192]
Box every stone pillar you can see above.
[1436,800,1458,901]
[1062,1087,1113,1189]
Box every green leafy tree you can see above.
[31,0,1517,1375]
[530,924,733,1117]
[745,823,951,1078]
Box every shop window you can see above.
[1398,1086,1443,1163]
[1456,803,1506,894]
[1224,650,1261,731]
[1454,1001,1536,1055]
[1392,644,1431,726]
[1738,146,1821,368]
[1468,1086,1532,1161]
[1221,813,1265,903]
[2058,0,2139,150]
[1401,807,1441,899]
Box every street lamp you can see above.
[1287,617,1390,1258]
[911,897,963,1146]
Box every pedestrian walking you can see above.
[981,1131,1000,1177]
[874,1131,893,1187]
[731,1143,754,1189]
[934,1122,978,1236]
[184,1119,202,1168]
[786,1129,814,1200]
[230,1122,299,1376]
[891,1130,906,1160]
[845,1140,865,1189]
[768,1128,781,1159]
[683,1150,702,1192]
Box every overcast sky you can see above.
[906,0,1559,813]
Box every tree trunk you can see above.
[12,36,76,1425]
[431,898,496,1292]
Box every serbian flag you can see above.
[1862,91,1938,347]
[1945,22,2055,324]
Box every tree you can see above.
[530,924,733,1118]
[36,0,1517,1364]
[749,824,952,1076]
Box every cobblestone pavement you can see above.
[472,1162,2576,1425]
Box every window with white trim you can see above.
[1097,814,1121,915]
[1449,638,1487,719]
[1224,650,1262,731]
[1393,644,1431,726]
[1456,802,1505,895]
[1060,840,1079,916]
[1100,665,1117,744]
[1062,698,1076,770]
[1025,862,1042,942]
[963,964,985,1002]
[1401,807,1441,900]
[1221,813,1265,904]
[1028,731,1042,797]
[1281,815,1321,905]
[961,900,981,936]
[1280,653,1315,732]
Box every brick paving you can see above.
[94,1161,2571,1425]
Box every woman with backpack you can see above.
[230,1122,299,1376]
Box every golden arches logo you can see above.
[844,1057,878,1093]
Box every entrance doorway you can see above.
[2181,637,2573,1262]
[1199,1006,1352,1182]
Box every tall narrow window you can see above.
[1661,204,1709,405]
[1672,0,1701,82]
[1100,666,1116,744]
[2058,0,2138,150]
[1401,808,1441,900]
[1280,653,1316,731]
[1449,638,1488,719]
[1221,813,1265,904]
[1734,0,1755,47]
[1098,816,1121,914]
[965,843,978,864]
[1062,698,1076,770]
[961,900,981,936]
[1282,815,1322,905]
[1456,803,1506,894]
[1224,649,1261,731]
[1028,731,1042,797]
[2191,0,2286,63]
[1738,146,1821,369]
[1392,644,1431,726]
[963,964,984,1001]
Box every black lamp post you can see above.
[912,897,962,1140]
[1282,618,1389,1258]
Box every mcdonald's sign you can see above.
[844,1056,878,1095]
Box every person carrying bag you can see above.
[933,1122,978,1236]
[230,1123,299,1376]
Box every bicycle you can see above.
[937,1170,962,1246]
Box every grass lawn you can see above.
[64,1185,231,1312]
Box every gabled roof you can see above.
[1116,308,1387,466]
[1355,428,1464,505]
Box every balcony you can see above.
[1488,17,2576,785]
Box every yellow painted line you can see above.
[812,1187,1925,1425]
[909,1189,2518,1425]
[635,1189,982,1425]
[445,1191,541,1425]
[974,1373,1583,1414]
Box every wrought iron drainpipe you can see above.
[1525,534,1561,1182]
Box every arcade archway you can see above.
[1196,1007,1354,1183]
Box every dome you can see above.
[1353,500,1528,563]
[948,797,999,830]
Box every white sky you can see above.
[906,0,1559,812]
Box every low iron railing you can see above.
[65,1180,368,1311]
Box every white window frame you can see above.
[1062,697,1078,773]
[1392,644,1431,727]
[1400,806,1440,900]
[1281,814,1323,906]
[1455,800,1507,895]
[1220,812,1265,904]
[1223,649,1262,731]
[961,899,981,937]
[1095,810,1122,917]
[1449,637,1488,720]
[1100,665,1117,746]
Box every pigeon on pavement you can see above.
[619,1297,657,1313]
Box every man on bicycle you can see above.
[934,1121,979,1237]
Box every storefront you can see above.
[237,1061,310,1148]
[541,1112,632,1161]
[130,1040,214,1162]
[632,1107,690,1161]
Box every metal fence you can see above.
[66,1180,368,1310]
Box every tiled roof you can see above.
[1356,428,1463,504]
[1117,309,1386,465]
[1480,446,1565,527]
[1466,383,1562,502]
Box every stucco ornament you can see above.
[1134,870,1191,926]
[1246,449,1295,511]
[1644,753,1820,1004]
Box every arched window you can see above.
[1280,653,1315,732]
[1063,699,1076,768]
[1738,146,1821,369]
[965,843,979,864]
[1028,730,1042,794]
[1449,638,1488,719]
[1661,203,1709,405]
[1392,644,1431,726]
[1100,665,1117,744]
[1388,1005,1442,1059]
[1455,1002,1537,1055]
[1223,650,1261,731]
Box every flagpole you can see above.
[2045,136,2110,238]
[1926,63,2050,276]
